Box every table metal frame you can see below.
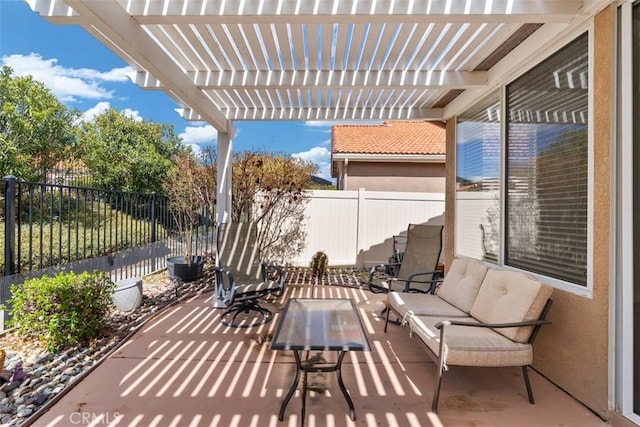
[270,298,370,425]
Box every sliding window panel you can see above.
[455,92,501,262]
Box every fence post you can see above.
[3,176,16,277]
[356,188,367,268]
[150,191,157,243]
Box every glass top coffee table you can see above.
[270,298,370,426]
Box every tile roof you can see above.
[331,120,446,155]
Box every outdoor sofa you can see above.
[384,257,553,413]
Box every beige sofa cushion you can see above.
[408,315,534,367]
[436,258,489,313]
[387,291,468,318]
[470,269,553,343]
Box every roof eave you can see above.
[331,153,446,163]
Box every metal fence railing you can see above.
[1,176,216,327]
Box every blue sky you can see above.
[0,0,381,181]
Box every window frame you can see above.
[454,25,594,298]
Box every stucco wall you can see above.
[533,7,612,419]
[342,162,445,192]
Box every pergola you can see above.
[27,0,610,221]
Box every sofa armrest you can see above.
[435,319,552,329]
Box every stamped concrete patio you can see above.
[29,280,609,427]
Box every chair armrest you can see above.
[214,267,236,305]
[368,262,400,282]
[388,270,443,293]
[214,266,235,283]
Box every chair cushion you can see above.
[387,291,468,318]
[436,258,489,313]
[408,315,534,367]
[469,269,553,343]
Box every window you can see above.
[455,33,589,287]
[505,33,588,286]
[455,92,501,261]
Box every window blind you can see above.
[505,33,588,285]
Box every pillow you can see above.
[470,269,553,343]
[437,258,489,313]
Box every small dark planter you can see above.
[167,255,205,282]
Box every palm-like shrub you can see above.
[310,251,329,278]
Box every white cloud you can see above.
[121,108,143,121]
[178,124,218,145]
[292,145,333,181]
[303,121,338,128]
[186,143,202,156]
[82,102,111,122]
[1,53,133,102]
[80,102,142,122]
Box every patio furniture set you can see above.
[204,222,554,423]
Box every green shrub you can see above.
[310,251,329,278]
[8,270,116,351]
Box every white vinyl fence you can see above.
[291,189,445,268]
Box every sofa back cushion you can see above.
[437,258,489,313]
[470,269,553,343]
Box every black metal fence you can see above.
[1,176,216,326]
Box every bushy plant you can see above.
[310,251,329,278]
[8,270,115,351]
[164,151,213,263]
[230,151,315,264]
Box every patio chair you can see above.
[368,223,444,294]
[386,234,407,276]
[213,222,285,328]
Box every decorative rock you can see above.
[35,392,48,405]
[1,383,19,393]
[34,355,52,365]
[16,407,32,418]
[0,269,213,425]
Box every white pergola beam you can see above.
[221,106,444,121]
[30,0,583,25]
[443,22,573,118]
[60,0,230,132]
[177,105,442,121]
[180,70,487,89]
[124,0,582,25]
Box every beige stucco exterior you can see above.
[337,161,446,192]
[445,6,614,421]
[533,7,612,418]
